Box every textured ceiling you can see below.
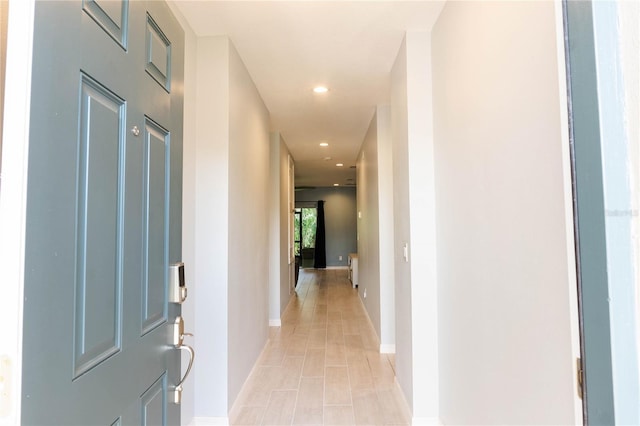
[172,1,445,187]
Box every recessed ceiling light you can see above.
[319,142,329,147]
[313,86,329,93]
[333,183,340,187]
[336,163,344,167]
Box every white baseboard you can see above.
[380,343,396,354]
[269,319,281,327]
[412,417,442,425]
[188,417,229,426]
[325,265,349,270]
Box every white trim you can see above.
[412,417,442,426]
[380,344,396,354]
[188,417,229,426]
[299,266,348,271]
[0,0,35,424]
[553,0,584,421]
[269,319,281,327]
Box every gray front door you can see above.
[21,1,184,424]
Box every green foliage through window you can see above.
[294,207,317,256]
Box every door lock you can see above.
[172,316,193,347]
[169,262,187,304]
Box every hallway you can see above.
[230,269,410,425]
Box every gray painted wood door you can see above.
[21,1,184,424]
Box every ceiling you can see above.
[172,1,445,188]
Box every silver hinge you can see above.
[576,357,584,400]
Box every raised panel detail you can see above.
[145,13,171,92]
[82,0,129,50]
[141,118,170,334]
[140,373,167,426]
[73,73,125,378]
[111,418,122,426]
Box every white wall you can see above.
[390,32,439,423]
[376,105,395,351]
[226,40,271,411]
[193,36,231,418]
[390,35,412,414]
[190,35,271,420]
[620,0,640,382]
[269,132,294,323]
[592,1,640,421]
[624,0,640,272]
[357,112,381,340]
[357,105,394,351]
[432,2,580,424]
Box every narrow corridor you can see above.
[230,269,410,425]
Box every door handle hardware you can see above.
[171,316,194,404]
[173,344,194,405]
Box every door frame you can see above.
[0,1,35,424]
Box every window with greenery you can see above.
[294,207,317,258]
[294,210,301,256]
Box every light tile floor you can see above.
[230,269,411,426]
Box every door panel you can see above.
[74,73,125,378]
[82,0,129,49]
[140,373,167,426]
[22,1,184,424]
[146,13,172,92]
[142,118,170,334]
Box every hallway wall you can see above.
[269,132,294,322]
[620,1,640,418]
[589,1,640,419]
[227,38,271,412]
[295,187,357,268]
[432,1,580,424]
[190,35,271,420]
[357,111,381,346]
[390,32,439,423]
[357,106,395,350]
